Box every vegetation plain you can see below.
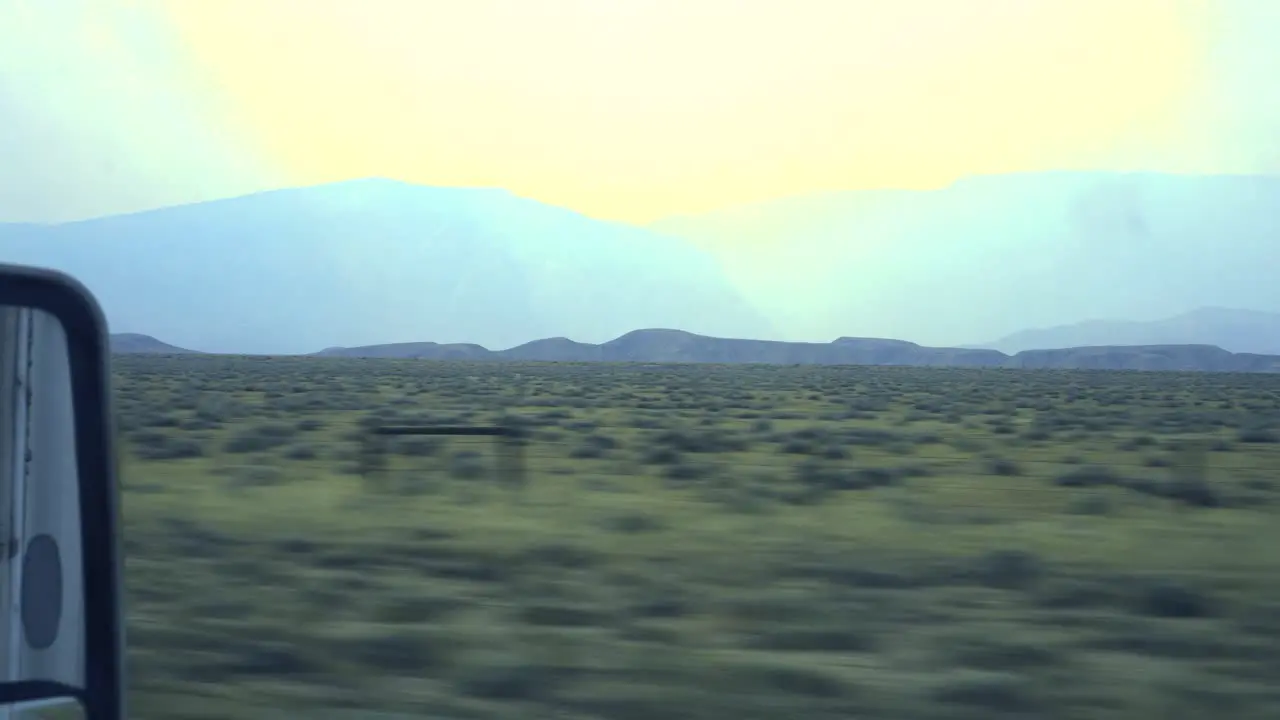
[113,355,1280,720]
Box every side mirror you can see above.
[0,264,123,720]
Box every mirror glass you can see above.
[0,305,86,717]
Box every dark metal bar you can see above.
[362,424,528,490]
[373,425,517,437]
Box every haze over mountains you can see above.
[4,171,1278,356]
[0,179,771,355]
[653,171,1279,346]
[982,307,1280,356]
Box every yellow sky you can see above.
[1,0,1266,223]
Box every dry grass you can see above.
[114,355,1280,719]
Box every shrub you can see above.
[1132,579,1215,619]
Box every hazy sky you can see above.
[2,0,1277,224]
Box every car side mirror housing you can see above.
[0,263,124,720]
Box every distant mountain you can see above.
[981,307,1280,355]
[109,333,198,355]
[316,330,1006,366]
[315,328,1280,373]
[312,341,489,361]
[1,179,770,354]
[18,172,1280,355]
[651,171,1280,347]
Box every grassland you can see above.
[113,355,1280,720]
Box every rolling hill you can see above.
[313,329,1280,373]
[108,333,198,355]
[651,171,1280,347]
[109,326,1280,372]
[1,179,770,355]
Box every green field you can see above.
[114,355,1280,719]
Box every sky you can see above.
[1,0,1278,225]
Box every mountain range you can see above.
[109,329,1280,374]
[981,307,1280,355]
[4,171,1278,355]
